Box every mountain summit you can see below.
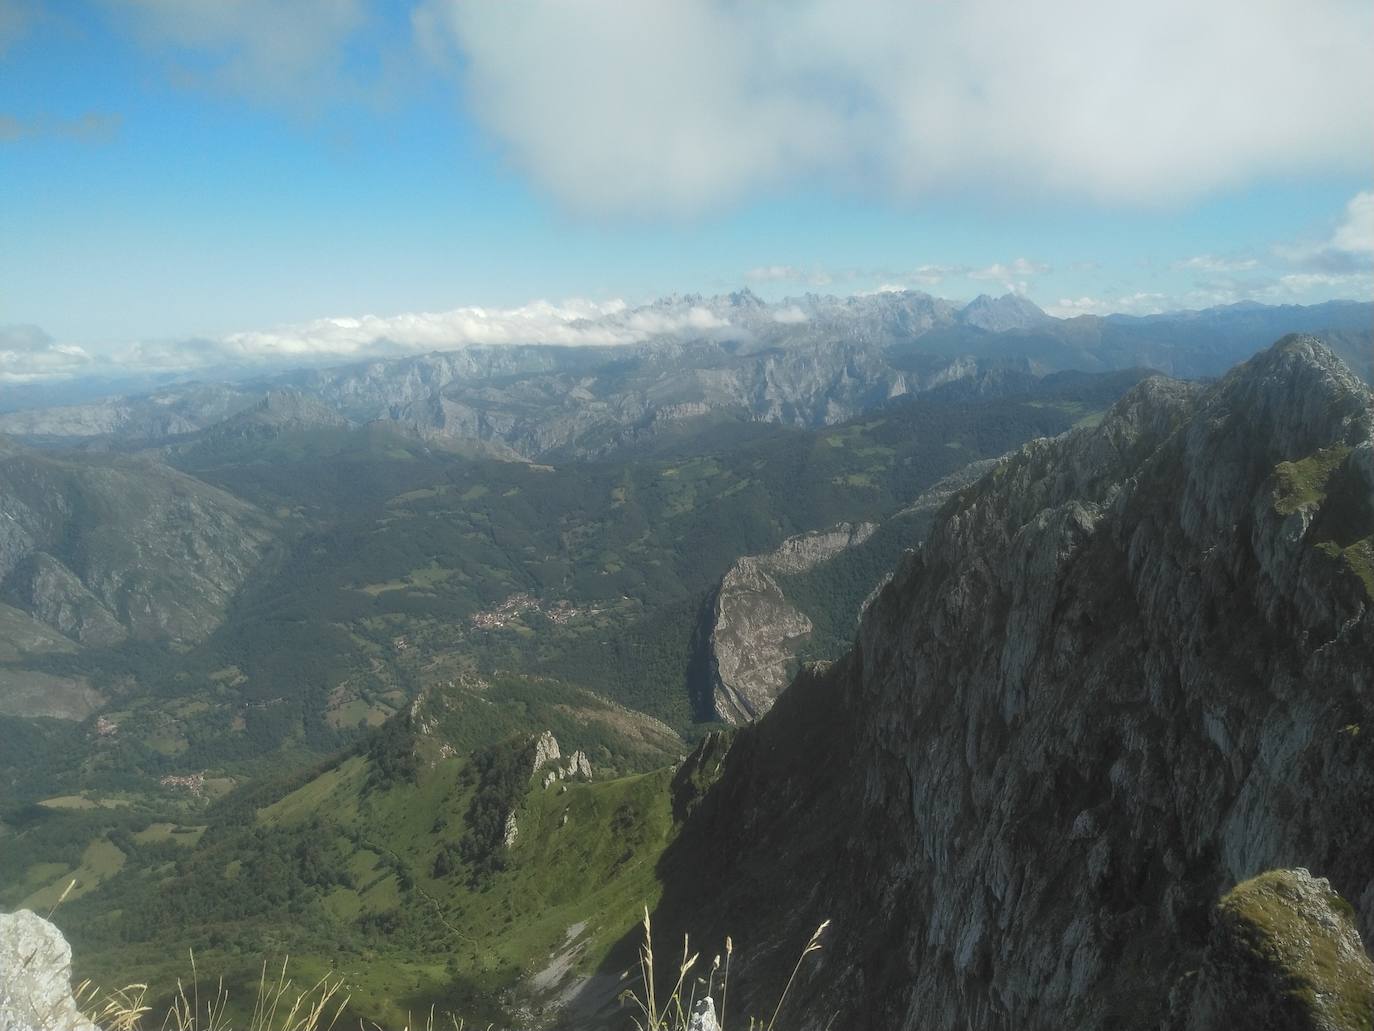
[658,335,1374,1029]
[959,292,1052,332]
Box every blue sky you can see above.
[1,0,1370,378]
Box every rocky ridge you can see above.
[661,336,1374,1030]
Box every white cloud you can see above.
[1174,254,1260,273]
[0,325,92,382]
[970,258,1050,281]
[1270,191,1374,274]
[1331,191,1374,255]
[106,0,378,110]
[746,265,802,283]
[1273,272,1372,295]
[745,265,834,287]
[899,264,970,288]
[965,257,1051,296]
[107,297,753,374]
[1047,297,1109,316]
[771,306,810,325]
[416,0,1373,216]
[1048,292,1170,316]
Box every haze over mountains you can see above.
[2,291,1369,461]
[4,1,1371,1026]
[1,290,1372,1029]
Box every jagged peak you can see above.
[1239,333,1369,391]
[1200,334,1372,460]
[958,291,1051,331]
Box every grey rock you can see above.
[675,337,1374,1030]
[688,997,720,1031]
[708,523,875,723]
[531,731,561,774]
[0,909,99,1031]
[566,750,592,780]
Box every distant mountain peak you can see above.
[959,292,1050,332]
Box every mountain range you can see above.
[0,297,1371,1028]
[2,293,1369,462]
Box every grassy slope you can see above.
[44,737,685,1028]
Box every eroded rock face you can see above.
[566,751,592,780]
[707,523,875,723]
[671,337,1374,1030]
[531,730,562,774]
[0,910,98,1031]
[1169,869,1374,1031]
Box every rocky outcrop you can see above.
[531,730,562,774]
[706,523,875,723]
[566,750,592,780]
[1169,869,1373,1031]
[688,998,720,1031]
[663,337,1374,1030]
[542,749,592,788]
[0,910,98,1031]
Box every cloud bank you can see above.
[103,297,741,375]
[0,325,92,382]
[417,0,1373,216]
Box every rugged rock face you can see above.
[0,910,98,1031]
[706,522,875,723]
[664,337,1374,1030]
[703,459,1006,726]
[1168,869,1373,1031]
[531,730,562,774]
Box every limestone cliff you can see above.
[703,458,1004,725]
[705,522,876,723]
[661,336,1374,1030]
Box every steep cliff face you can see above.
[706,522,876,724]
[665,336,1374,1030]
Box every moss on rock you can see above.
[1172,868,1374,1031]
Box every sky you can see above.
[1,0,1371,381]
